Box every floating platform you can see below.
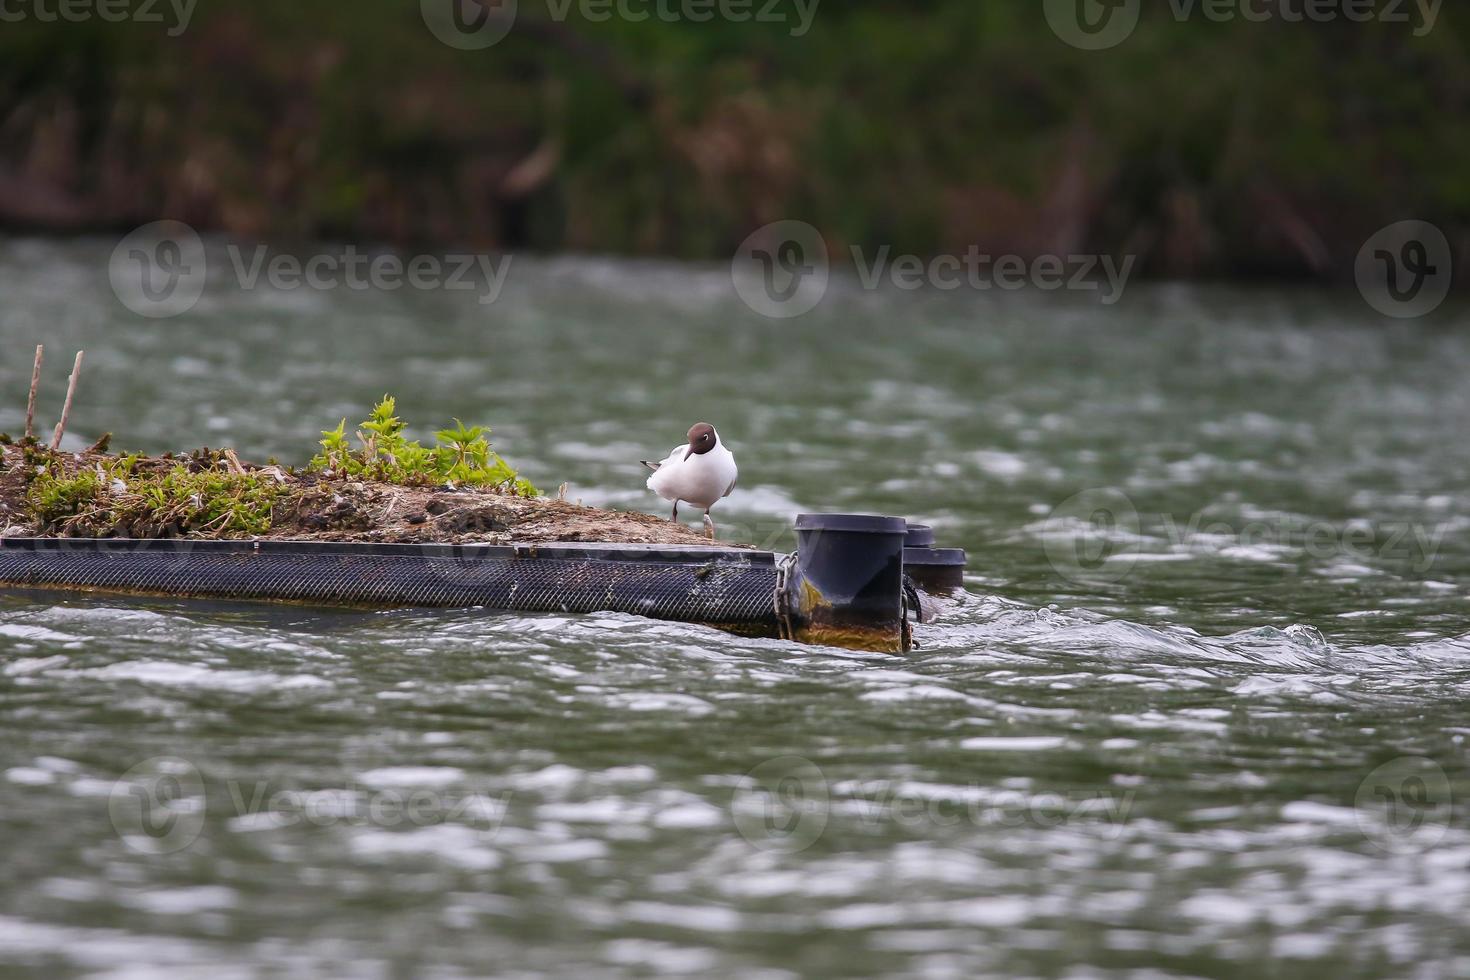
[0,515,965,652]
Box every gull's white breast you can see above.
[647,442,737,509]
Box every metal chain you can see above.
[773,552,798,641]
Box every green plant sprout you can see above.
[308,396,538,496]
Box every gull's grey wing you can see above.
[642,444,686,472]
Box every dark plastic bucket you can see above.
[903,546,967,594]
[789,514,909,652]
[904,522,936,548]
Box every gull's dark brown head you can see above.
[684,422,717,460]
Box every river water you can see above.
[1,237,1468,977]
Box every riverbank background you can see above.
[4,5,1470,978]
[1,0,1465,282]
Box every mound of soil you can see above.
[0,443,725,547]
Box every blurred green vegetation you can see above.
[0,0,1466,277]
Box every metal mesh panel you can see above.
[0,546,780,628]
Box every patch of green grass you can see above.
[19,394,537,538]
[28,460,284,536]
[308,396,538,497]
[133,466,284,535]
[27,467,105,526]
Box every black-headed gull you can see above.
[641,422,738,539]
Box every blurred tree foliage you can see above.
[0,0,1465,278]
